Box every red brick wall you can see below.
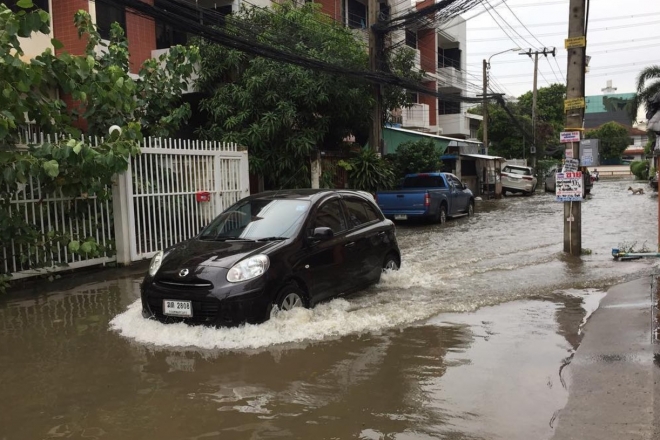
[420,81,437,127]
[316,0,342,23]
[127,0,156,73]
[52,0,89,56]
[418,29,436,74]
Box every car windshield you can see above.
[199,199,311,240]
[503,166,531,176]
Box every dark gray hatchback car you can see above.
[141,189,401,326]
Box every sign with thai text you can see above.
[556,171,583,202]
[562,158,580,172]
[565,36,586,49]
[560,131,581,143]
[564,97,585,111]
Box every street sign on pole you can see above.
[556,171,583,202]
[560,131,581,143]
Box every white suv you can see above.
[501,165,537,196]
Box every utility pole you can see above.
[531,51,538,169]
[482,59,488,155]
[520,47,557,169]
[368,0,383,155]
[563,0,587,256]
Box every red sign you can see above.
[196,191,211,202]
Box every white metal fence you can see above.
[2,133,249,280]
[2,134,115,280]
[117,137,249,262]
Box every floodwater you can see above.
[0,179,657,440]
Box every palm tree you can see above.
[630,65,660,122]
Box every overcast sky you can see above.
[463,0,660,100]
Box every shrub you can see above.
[630,160,649,180]
[389,139,441,177]
[339,149,396,193]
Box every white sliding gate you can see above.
[114,137,249,263]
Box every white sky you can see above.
[463,0,660,99]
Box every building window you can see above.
[405,29,417,49]
[96,1,126,41]
[439,100,461,115]
[346,0,367,29]
[438,47,461,70]
[1,0,49,12]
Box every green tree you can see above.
[388,138,441,177]
[196,1,421,189]
[631,65,660,120]
[0,2,198,291]
[517,83,566,158]
[585,122,630,161]
[476,105,533,159]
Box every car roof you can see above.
[246,189,374,203]
[504,164,532,169]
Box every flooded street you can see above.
[1,179,657,440]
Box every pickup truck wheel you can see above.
[436,205,447,224]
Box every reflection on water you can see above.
[0,180,656,439]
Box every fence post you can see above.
[112,170,132,265]
[240,150,250,197]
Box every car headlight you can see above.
[227,254,269,283]
[149,250,164,277]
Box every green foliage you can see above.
[631,65,660,120]
[339,149,395,193]
[478,105,533,159]
[472,84,566,160]
[388,139,441,177]
[585,122,630,161]
[630,160,650,180]
[196,1,420,189]
[0,5,198,292]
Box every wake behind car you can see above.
[141,189,401,326]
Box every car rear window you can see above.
[503,166,531,176]
[403,176,447,188]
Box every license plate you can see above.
[394,214,408,220]
[163,299,192,317]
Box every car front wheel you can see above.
[466,200,474,216]
[383,253,400,272]
[270,283,307,318]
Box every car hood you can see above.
[160,238,285,271]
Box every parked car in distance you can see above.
[501,165,537,196]
[375,172,474,224]
[544,167,593,195]
[141,189,401,327]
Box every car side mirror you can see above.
[463,183,468,189]
[309,227,333,241]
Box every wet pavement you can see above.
[0,179,658,439]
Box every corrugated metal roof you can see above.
[460,153,504,160]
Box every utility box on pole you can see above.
[579,139,599,167]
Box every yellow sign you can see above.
[564,97,585,112]
[565,36,586,49]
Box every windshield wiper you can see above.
[254,236,288,242]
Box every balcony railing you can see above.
[437,66,466,91]
[401,103,430,129]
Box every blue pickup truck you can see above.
[375,173,474,224]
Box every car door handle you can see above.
[345,242,356,248]
[376,231,385,237]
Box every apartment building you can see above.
[315,0,477,140]
[9,0,476,139]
